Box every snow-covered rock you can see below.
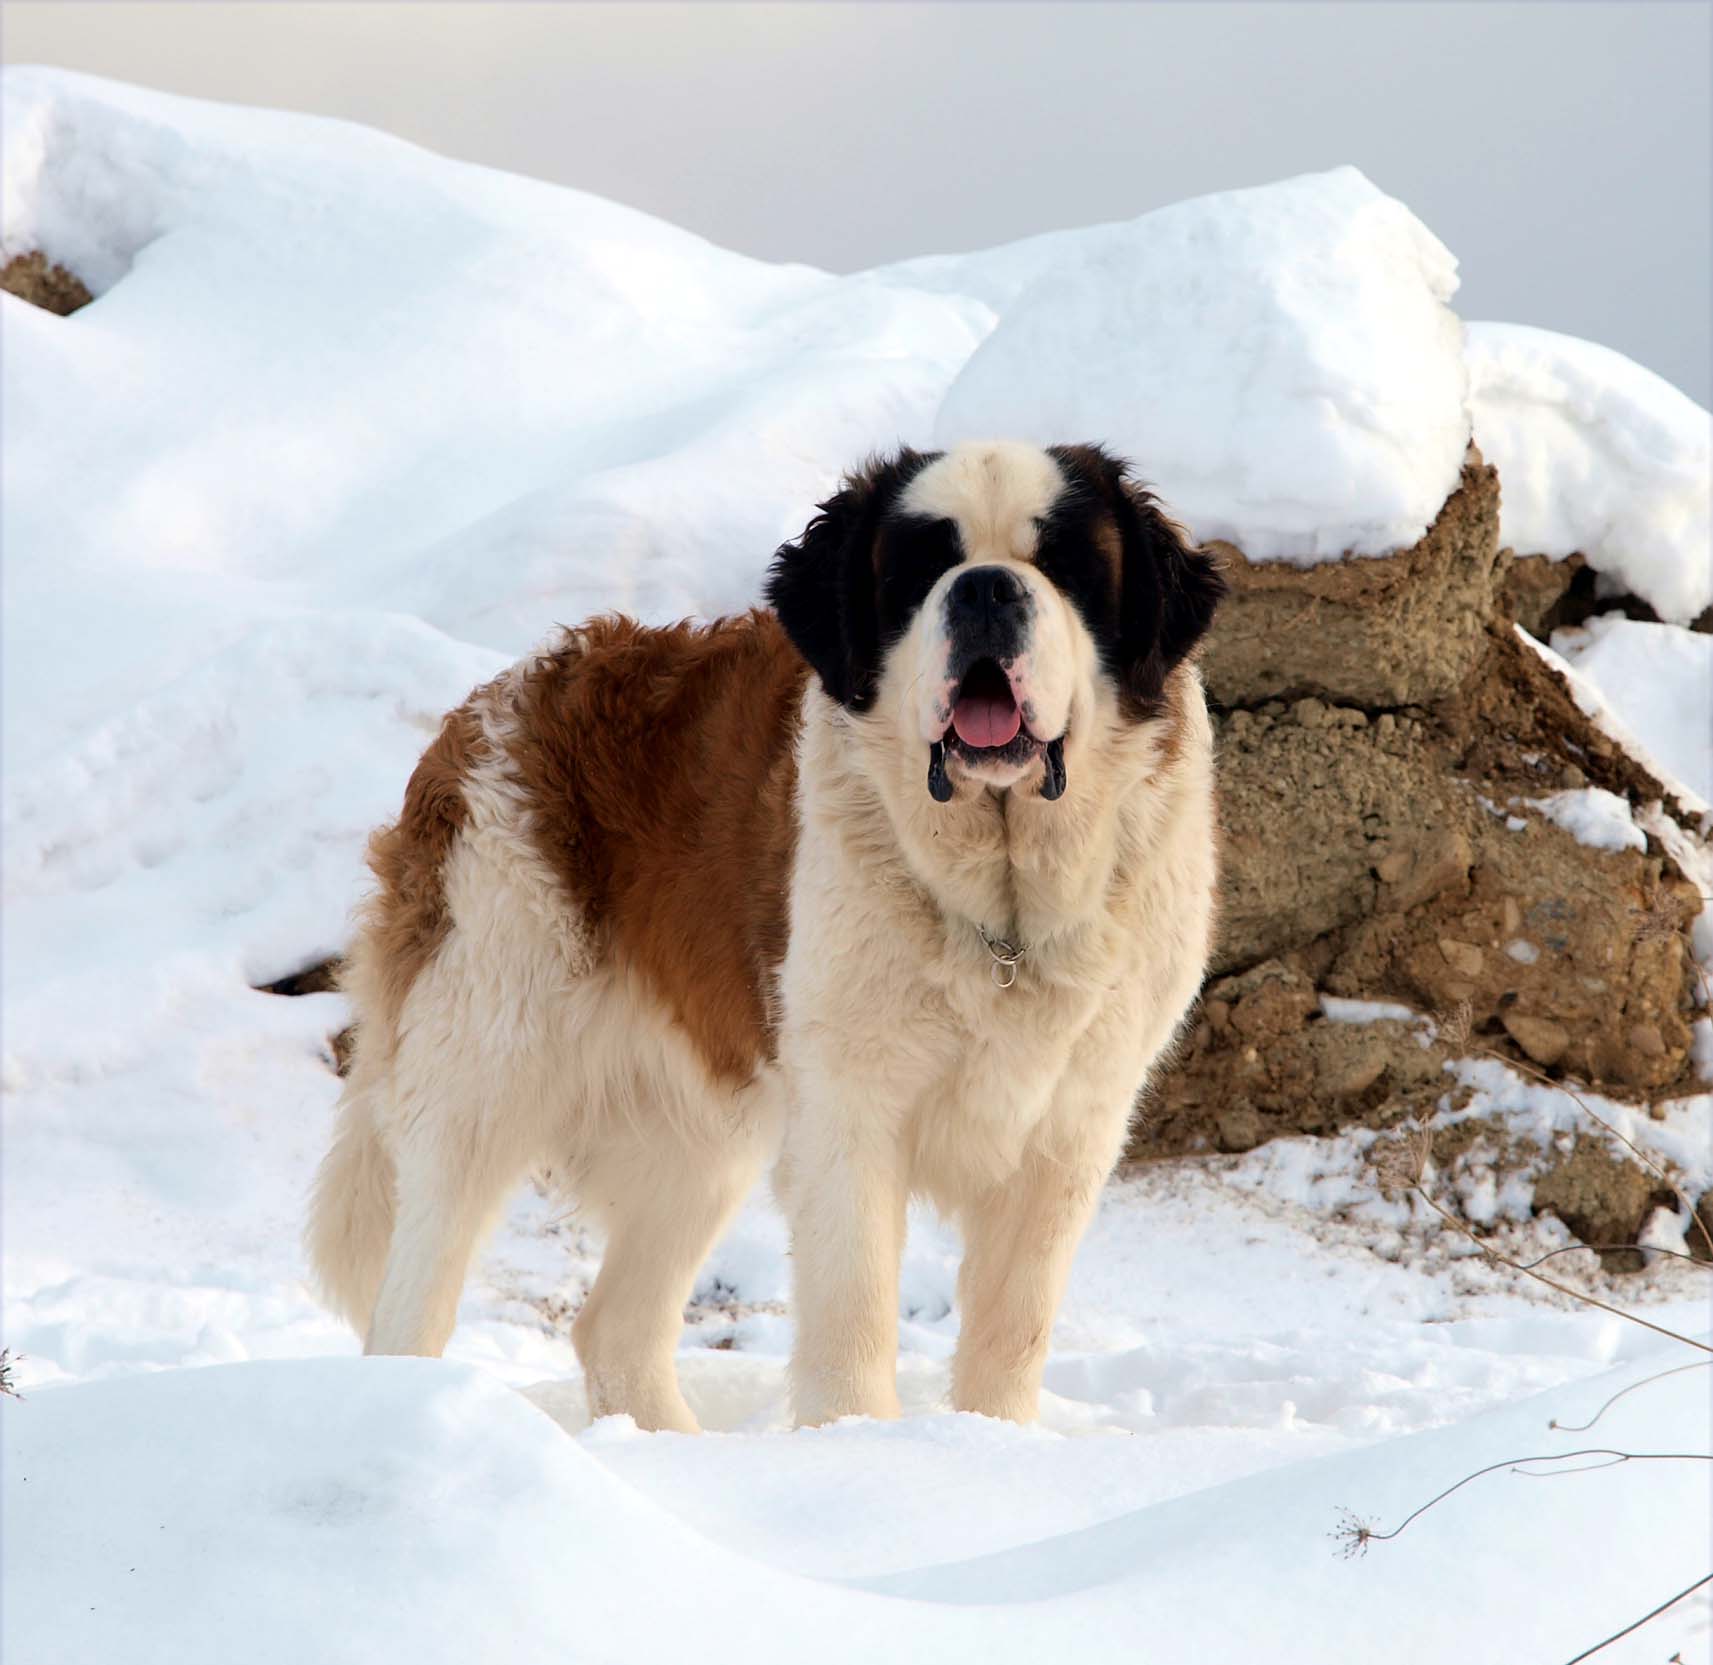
[1468,321,1712,624]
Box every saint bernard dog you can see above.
[308,439,1224,1431]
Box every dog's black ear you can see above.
[1111,471,1226,716]
[766,453,921,710]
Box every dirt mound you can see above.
[1,252,92,316]
[1136,445,1708,1260]
[1198,452,1505,708]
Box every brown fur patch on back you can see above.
[494,612,808,1084]
[351,703,483,1046]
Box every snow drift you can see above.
[5,1353,1708,1663]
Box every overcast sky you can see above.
[6,1,1709,402]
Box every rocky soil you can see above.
[1134,447,1709,1261]
[0,251,92,315]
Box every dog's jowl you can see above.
[308,439,1225,1431]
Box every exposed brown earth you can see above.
[1198,452,1506,709]
[1,252,92,315]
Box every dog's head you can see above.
[765,441,1225,802]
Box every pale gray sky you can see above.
[5,1,1709,402]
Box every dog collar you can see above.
[978,925,1027,989]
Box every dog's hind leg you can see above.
[572,1137,757,1433]
[362,987,537,1358]
[362,1090,525,1358]
[363,1090,528,1358]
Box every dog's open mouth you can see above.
[950,657,1023,751]
[928,658,1065,803]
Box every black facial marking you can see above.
[926,740,953,802]
[1033,499,1121,663]
[764,448,940,710]
[1046,443,1226,718]
[878,515,962,649]
[1040,735,1067,801]
[942,564,1032,670]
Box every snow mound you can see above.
[1468,322,1713,623]
[0,65,987,773]
[932,166,1470,560]
[5,1352,1707,1663]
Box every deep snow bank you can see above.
[5,1353,1708,1664]
[6,68,1706,653]
[0,66,988,773]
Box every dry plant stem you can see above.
[1411,1184,1713,1354]
[1549,1361,1712,1434]
[1515,1241,1705,1271]
[1473,1043,1713,1261]
[1559,1572,1713,1665]
[1347,1448,1713,1551]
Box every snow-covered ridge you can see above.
[7,69,1708,631]
[925,164,1470,559]
[6,1353,1708,1664]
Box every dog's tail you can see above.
[306,1073,396,1335]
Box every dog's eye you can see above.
[876,517,963,637]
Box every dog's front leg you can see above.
[949,1147,1112,1424]
[780,1094,908,1428]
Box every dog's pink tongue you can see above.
[952,693,1021,749]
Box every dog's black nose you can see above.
[946,565,1028,630]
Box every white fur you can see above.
[777,655,1215,1424]
[900,440,1064,563]
[899,442,1087,788]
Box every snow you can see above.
[930,166,1470,561]
[4,67,1712,1663]
[1468,322,1713,624]
[6,1349,1708,1663]
[1516,624,1710,816]
[1320,995,1425,1025]
[1552,615,1713,807]
[1523,786,1649,854]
